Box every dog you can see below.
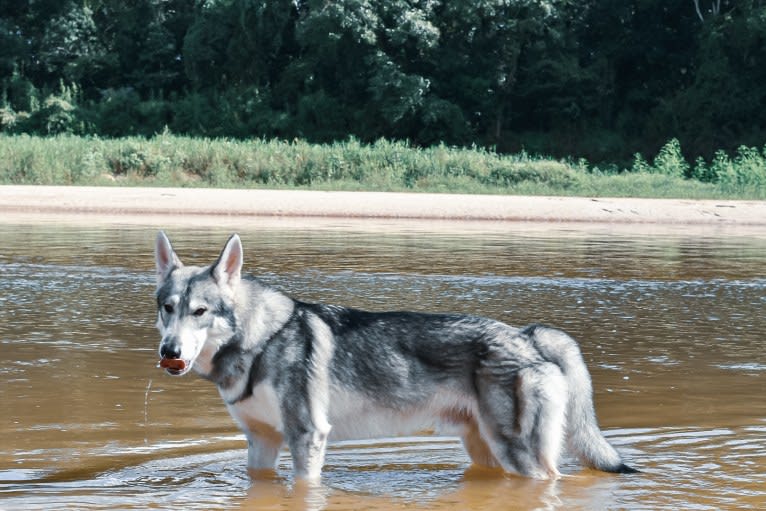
[154,231,637,481]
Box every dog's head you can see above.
[154,231,242,376]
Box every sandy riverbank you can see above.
[0,185,764,228]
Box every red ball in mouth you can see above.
[159,358,187,371]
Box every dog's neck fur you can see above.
[236,278,295,349]
[196,277,294,396]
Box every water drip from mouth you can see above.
[143,378,152,445]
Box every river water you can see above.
[0,219,764,510]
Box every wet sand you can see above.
[1,185,765,227]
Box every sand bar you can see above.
[0,185,764,228]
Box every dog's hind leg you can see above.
[527,364,567,478]
[475,364,567,479]
[461,417,500,469]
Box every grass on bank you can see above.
[0,134,764,199]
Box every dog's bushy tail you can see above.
[521,324,638,474]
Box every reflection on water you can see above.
[1,221,765,510]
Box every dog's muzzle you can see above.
[158,337,190,375]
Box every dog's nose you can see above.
[160,341,182,359]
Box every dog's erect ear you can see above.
[155,231,182,284]
[212,234,243,287]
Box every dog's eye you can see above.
[163,304,174,314]
[193,307,207,317]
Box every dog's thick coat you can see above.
[154,232,636,480]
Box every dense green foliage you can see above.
[1,1,765,166]
[2,134,763,198]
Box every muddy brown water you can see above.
[1,220,764,510]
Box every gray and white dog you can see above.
[154,232,636,481]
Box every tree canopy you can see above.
[1,0,764,163]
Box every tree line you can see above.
[1,1,764,165]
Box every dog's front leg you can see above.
[245,432,283,478]
[226,403,285,478]
[286,426,330,481]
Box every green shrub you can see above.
[652,138,689,177]
[713,146,766,188]
[630,153,652,174]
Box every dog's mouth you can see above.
[159,357,191,376]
